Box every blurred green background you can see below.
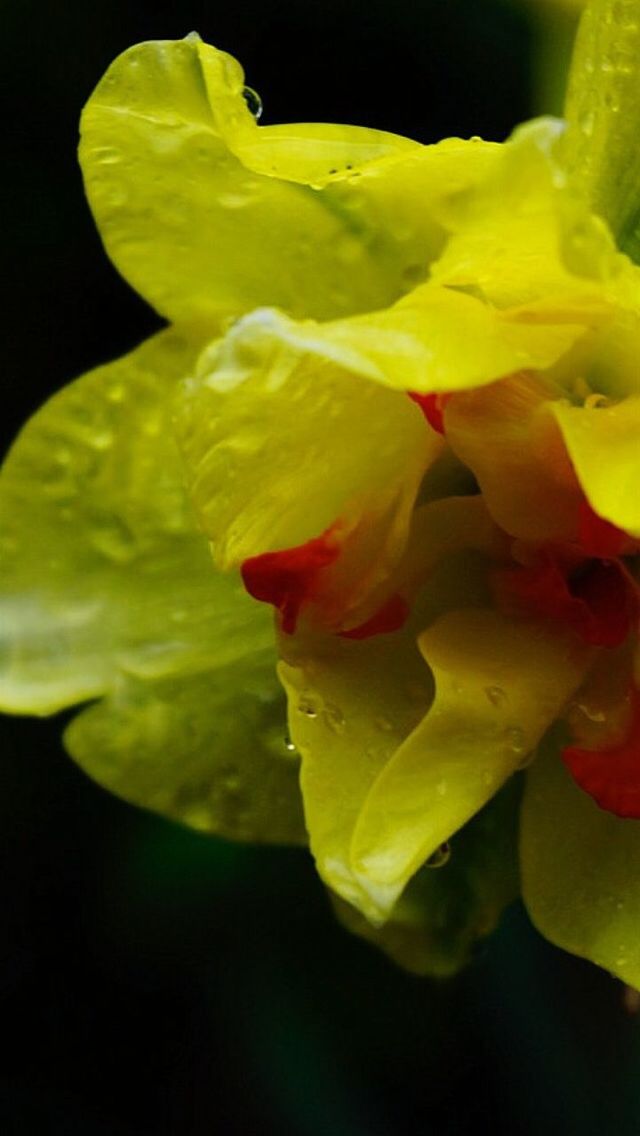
[3,1,640,1133]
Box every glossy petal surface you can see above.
[80,37,500,324]
[277,500,512,920]
[551,396,640,536]
[522,737,640,988]
[351,609,591,919]
[0,330,304,842]
[177,309,437,568]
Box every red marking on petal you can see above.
[494,553,637,648]
[241,526,341,634]
[407,391,448,435]
[578,500,629,558]
[563,689,640,818]
[339,594,409,640]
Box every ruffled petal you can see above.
[80,36,500,324]
[0,330,304,842]
[431,116,628,310]
[277,497,498,917]
[331,779,520,977]
[521,735,640,989]
[176,309,439,632]
[350,608,592,919]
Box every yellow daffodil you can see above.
[4,0,640,982]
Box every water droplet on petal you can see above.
[243,86,263,120]
[284,734,297,753]
[485,685,507,708]
[426,842,451,869]
[374,716,393,733]
[220,765,242,792]
[584,392,612,411]
[505,726,526,755]
[297,695,318,719]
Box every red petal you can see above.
[494,553,636,648]
[577,500,629,558]
[407,391,448,435]
[241,526,341,634]
[339,594,409,640]
[563,690,640,818]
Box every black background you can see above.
[3,1,640,1133]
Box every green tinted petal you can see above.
[551,395,640,536]
[351,609,591,919]
[65,654,306,844]
[177,309,436,565]
[0,329,205,712]
[562,0,640,261]
[521,734,640,988]
[332,779,521,977]
[0,330,304,842]
[80,37,499,324]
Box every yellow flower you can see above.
[3,0,640,981]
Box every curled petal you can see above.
[349,608,592,920]
[80,36,500,324]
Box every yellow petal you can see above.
[350,608,591,920]
[177,309,437,568]
[276,499,510,920]
[551,395,640,536]
[0,330,304,843]
[521,734,640,989]
[278,627,434,917]
[80,36,499,324]
[432,116,626,312]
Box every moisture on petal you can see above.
[80,36,500,324]
[0,330,304,843]
[350,608,592,920]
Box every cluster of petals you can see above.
[3,1,640,981]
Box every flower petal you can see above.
[177,308,437,572]
[432,116,624,310]
[276,500,513,920]
[278,626,434,917]
[80,36,499,324]
[444,372,583,542]
[350,608,592,919]
[521,734,640,989]
[65,655,306,844]
[0,330,304,842]
[331,779,520,977]
[551,395,640,536]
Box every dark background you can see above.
[3,1,640,1133]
